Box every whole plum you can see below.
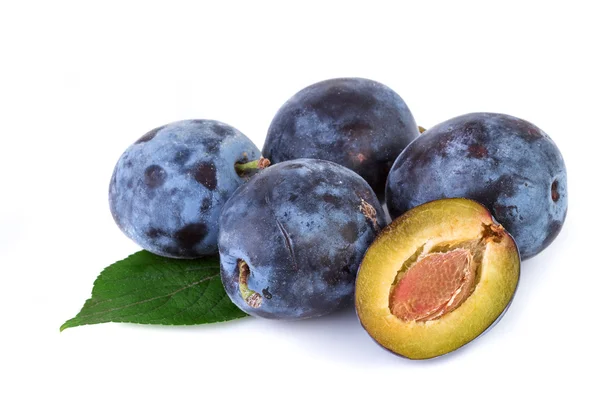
[219,159,386,319]
[109,119,261,258]
[262,78,419,199]
[386,113,567,259]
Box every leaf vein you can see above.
[74,273,219,320]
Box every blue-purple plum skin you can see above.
[262,78,419,199]
[109,120,260,258]
[386,113,567,259]
[219,159,386,319]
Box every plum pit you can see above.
[388,223,505,322]
[390,248,477,322]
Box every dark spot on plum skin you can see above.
[468,144,488,159]
[262,287,273,299]
[493,204,519,219]
[310,87,377,121]
[526,127,543,139]
[192,162,217,190]
[173,149,192,165]
[203,137,222,153]
[144,165,167,188]
[321,262,354,286]
[468,175,518,206]
[322,194,341,207]
[146,227,167,239]
[341,221,359,243]
[511,118,544,141]
[463,120,487,138]
[288,193,298,202]
[174,223,208,249]
[162,245,187,257]
[551,180,560,201]
[135,126,163,144]
[322,268,340,285]
[211,124,234,137]
[200,197,212,212]
[400,138,449,169]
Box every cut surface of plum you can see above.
[355,198,520,360]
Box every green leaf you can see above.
[61,251,247,331]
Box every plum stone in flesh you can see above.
[356,198,520,360]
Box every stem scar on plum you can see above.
[481,222,504,243]
[359,198,380,232]
[238,259,262,308]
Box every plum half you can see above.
[355,198,520,360]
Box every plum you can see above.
[386,113,567,259]
[356,198,520,359]
[109,119,262,258]
[262,78,419,199]
[218,158,386,319]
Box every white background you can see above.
[1,1,598,399]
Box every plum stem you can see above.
[235,157,271,176]
[418,126,427,134]
[238,260,262,308]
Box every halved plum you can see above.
[355,198,520,359]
